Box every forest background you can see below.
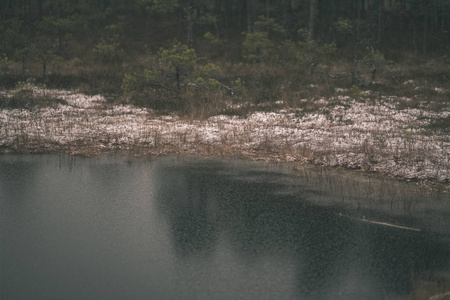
[1,0,449,118]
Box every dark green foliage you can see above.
[0,0,448,118]
[119,42,232,114]
[1,0,449,59]
[0,93,68,110]
[243,32,275,63]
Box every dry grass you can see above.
[1,84,449,183]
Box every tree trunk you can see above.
[247,0,254,33]
[281,0,289,37]
[213,18,220,39]
[176,67,181,92]
[371,64,377,82]
[222,0,229,30]
[308,0,318,40]
[42,61,46,78]
[37,0,43,20]
[351,57,359,85]
[21,55,26,75]
[187,4,194,49]
[247,0,252,33]
[377,3,382,43]
[58,27,63,55]
[327,0,336,40]
[423,6,428,55]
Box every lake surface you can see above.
[1,154,449,300]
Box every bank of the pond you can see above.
[1,88,449,183]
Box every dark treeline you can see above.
[1,0,449,60]
[0,0,449,115]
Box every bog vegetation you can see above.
[0,0,449,117]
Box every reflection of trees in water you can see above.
[0,157,40,204]
[170,175,216,257]
[155,167,218,257]
[154,161,450,298]
[292,211,354,298]
[0,156,43,240]
[155,163,354,295]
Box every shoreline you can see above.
[1,88,449,185]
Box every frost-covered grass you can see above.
[0,87,449,182]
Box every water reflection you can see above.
[0,155,449,300]
[153,159,450,299]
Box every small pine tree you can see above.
[159,42,197,91]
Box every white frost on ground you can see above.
[1,88,449,181]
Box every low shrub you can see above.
[0,92,67,110]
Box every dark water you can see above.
[1,155,449,300]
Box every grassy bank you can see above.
[0,79,449,184]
